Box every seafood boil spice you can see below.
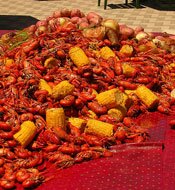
[0,8,175,189]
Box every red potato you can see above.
[70,17,81,24]
[119,25,134,40]
[46,16,54,22]
[86,12,103,26]
[86,12,101,21]
[36,20,47,27]
[169,35,175,40]
[79,22,89,30]
[88,17,102,26]
[53,10,61,18]
[60,8,71,17]
[77,17,88,24]
[70,9,82,18]
[27,25,36,33]
[80,12,85,18]
[134,26,144,35]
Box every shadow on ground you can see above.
[108,0,175,10]
[0,15,39,30]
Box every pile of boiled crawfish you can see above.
[0,8,175,189]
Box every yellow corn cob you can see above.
[46,108,66,130]
[120,92,132,109]
[13,121,37,148]
[135,85,159,109]
[39,79,52,95]
[108,107,127,122]
[122,63,136,77]
[120,45,133,57]
[87,110,97,119]
[85,119,114,137]
[44,57,58,68]
[52,80,74,99]
[69,46,89,67]
[68,117,86,130]
[96,88,124,109]
[100,46,115,59]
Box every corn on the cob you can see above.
[52,80,74,99]
[108,107,126,122]
[96,88,117,109]
[100,46,115,60]
[135,85,159,109]
[87,110,97,119]
[46,108,66,130]
[85,119,114,137]
[13,121,37,148]
[120,45,133,57]
[69,46,89,67]
[122,63,136,77]
[96,88,124,109]
[120,92,132,109]
[68,117,86,130]
[44,57,58,68]
[39,79,52,95]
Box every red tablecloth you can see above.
[1,30,175,190]
[0,30,15,36]
[35,112,173,190]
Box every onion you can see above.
[35,25,47,36]
[136,31,149,41]
[102,19,119,33]
[152,36,166,47]
[58,18,66,26]
[82,26,106,40]
[171,89,175,98]
[106,28,119,46]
